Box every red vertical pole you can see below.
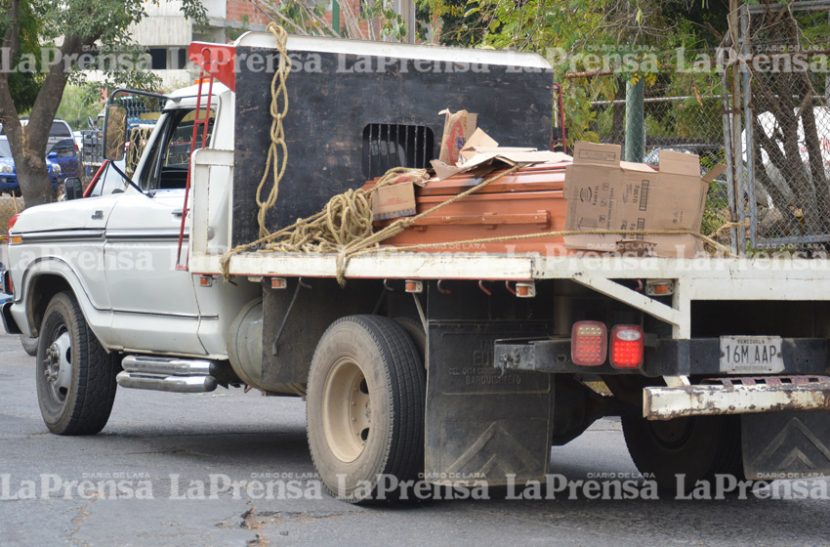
[175,48,211,271]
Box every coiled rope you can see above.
[255,22,291,239]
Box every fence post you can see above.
[624,78,645,162]
[331,0,341,35]
[740,4,757,249]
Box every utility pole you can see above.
[399,0,416,44]
[624,78,645,162]
[331,0,340,36]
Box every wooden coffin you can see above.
[375,162,570,255]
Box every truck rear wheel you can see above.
[306,315,425,503]
[36,292,118,435]
[622,414,743,493]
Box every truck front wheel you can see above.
[20,335,39,356]
[306,315,425,503]
[622,414,743,493]
[36,292,118,435]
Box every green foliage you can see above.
[702,180,730,237]
[5,0,206,103]
[55,85,102,130]
[262,0,407,41]
[1,0,43,111]
[420,0,729,148]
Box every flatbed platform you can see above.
[191,251,830,339]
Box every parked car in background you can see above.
[0,119,75,151]
[47,138,82,182]
[0,138,62,196]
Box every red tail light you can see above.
[571,321,607,366]
[610,325,644,369]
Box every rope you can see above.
[353,227,736,257]
[329,165,523,284]
[255,22,291,239]
[220,167,429,280]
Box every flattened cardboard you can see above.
[564,142,709,258]
[438,109,478,164]
[432,127,572,180]
[702,162,726,183]
[459,128,499,162]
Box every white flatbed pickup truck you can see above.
[3,31,830,502]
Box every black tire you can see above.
[622,414,743,493]
[20,335,39,356]
[394,316,426,363]
[307,315,425,503]
[36,292,118,435]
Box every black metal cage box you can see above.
[232,34,554,246]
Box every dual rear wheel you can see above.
[622,414,744,493]
[306,315,425,503]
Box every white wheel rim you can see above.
[45,331,72,400]
[322,358,371,463]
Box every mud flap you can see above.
[742,411,830,479]
[425,321,552,486]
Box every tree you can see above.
[0,0,206,207]
[420,0,729,142]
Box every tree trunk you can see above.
[17,153,53,207]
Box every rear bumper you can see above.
[644,376,830,420]
[494,337,829,377]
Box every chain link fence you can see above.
[738,3,830,250]
[579,69,730,240]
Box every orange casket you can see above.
[374,162,571,255]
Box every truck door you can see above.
[103,109,211,355]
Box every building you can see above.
[129,0,270,89]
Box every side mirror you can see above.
[47,151,57,159]
[64,177,83,200]
[104,104,127,161]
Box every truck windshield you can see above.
[138,109,214,191]
[0,139,11,157]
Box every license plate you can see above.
[719,335,784,374]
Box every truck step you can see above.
[116,356,223,393]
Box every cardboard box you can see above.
[370,171,430,221]
[438,109,478,164]
[564,142,709,258]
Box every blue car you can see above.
[0,138,61,196]
[47,138,82,182]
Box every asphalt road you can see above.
[1,332,828,546]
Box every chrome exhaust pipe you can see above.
[122,355,215,377]
[116,371,218,393]
[118,355,230,393]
